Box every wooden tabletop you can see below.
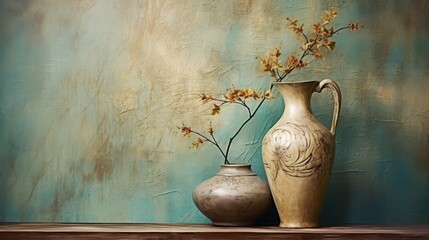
[1,223,428,239]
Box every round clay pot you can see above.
[192,164,272,226]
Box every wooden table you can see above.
[1,223,428,239]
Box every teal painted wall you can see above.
[0,0,428,224]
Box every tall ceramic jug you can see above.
[262,79,341,228]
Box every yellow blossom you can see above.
[313,23,326,35]
[236,89,246,98]
[191,138,204,148]
[225,89,239,102]
[243,87,253,99]
[320,38,336,50]
[322,7,337,25]
[311,48,324,59]
[252,89,261,100]
[286,54,299,69]
[264,89,275,99]
[301,41,314,51]
[286,17,303,33]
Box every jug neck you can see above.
[273,81,319,119]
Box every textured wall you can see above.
[0,0,428,224]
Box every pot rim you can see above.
[217,163,256,176]
[221,163,251,167]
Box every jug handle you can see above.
[315,79,342,137]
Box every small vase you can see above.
[192,164,272,226]
[262,79,341,228]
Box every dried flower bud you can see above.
[211,104,221,115]
[208,125,214,135]
[348,22,363,31]
[180,125,192,137]
[192,137,204,148]
[201,93,213,103]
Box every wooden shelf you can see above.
[1,223,428,239]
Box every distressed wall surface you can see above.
[0,0,428,224]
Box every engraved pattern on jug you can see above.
[263,122,334,179]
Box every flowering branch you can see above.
[179,7,362,164]
[179,88,274,164]
[259,7,363,83]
